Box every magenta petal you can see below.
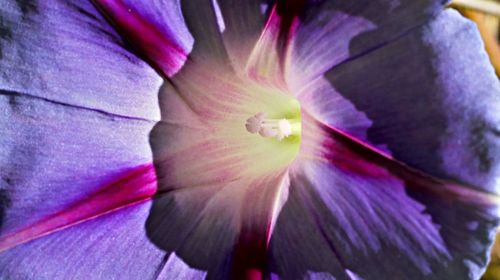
[246,2,306,87]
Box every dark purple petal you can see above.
[0,92,155,245]
[320,10,500,192]
[0,1,164,119]
[270,121,499,279]
[288,0,448,83]
[177,0,229,65]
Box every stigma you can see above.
[245,112,298,141]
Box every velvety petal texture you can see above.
[272,117,499,279]
[0,0,163,119]
[279,8,500,279]
[91,0,192,77]
[0,92,155,241]
[0,202,167,280]
[319,10,500,192]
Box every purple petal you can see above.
[0,92,155,245]
[288,0,448,84]
[318,10,500,192]
[0,202,168,280]
[0,1,163,119]
[270,121,499,279]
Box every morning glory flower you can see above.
[0,0,500,279]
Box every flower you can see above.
[0,0,499,279]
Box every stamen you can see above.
[245,112,297,141]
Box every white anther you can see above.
[245,112,293,141]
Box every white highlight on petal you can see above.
[212,0,226,33]
[346,269,364,280]
[245,112,294,141]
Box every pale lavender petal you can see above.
[146,77,297,278]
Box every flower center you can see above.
[245,112,300,141]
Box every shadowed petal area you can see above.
[92,0,268,76]
[177,0,229,66]
[176,0,278,75]
[0,91,155,245]
[146,171,289,279]
[218,0,271,72]
[269,120,499,279]
[317,10,500,193]
[0,202,168,280]
[0,0,163,120]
